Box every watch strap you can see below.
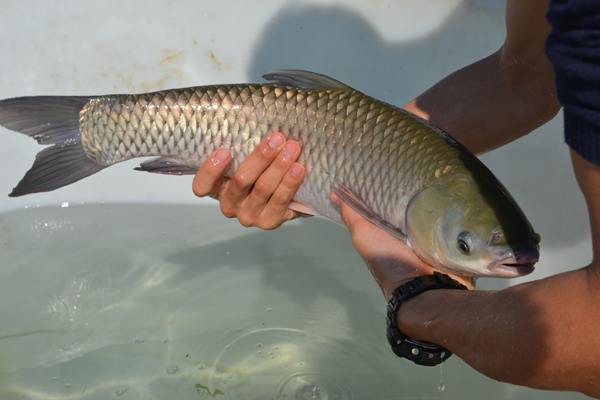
[386,271,468,366]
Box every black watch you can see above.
[386,271,468,366]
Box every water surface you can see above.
[0,204,586,399]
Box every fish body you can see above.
[0,70,540,277]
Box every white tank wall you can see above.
[0,1,590,286]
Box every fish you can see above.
[0,70,540,278]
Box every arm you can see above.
[333,0,599,394]
[393,151,600,396]
[404,0,561,155]
[332,151,600,396]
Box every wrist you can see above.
[396,289,445,340]
[386,272,468,365]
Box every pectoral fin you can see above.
[333,182,407,242]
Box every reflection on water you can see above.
[0,204,586,399]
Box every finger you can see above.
[330,192,373,236]
[269,162,305,209]
[261,162,306,226]
[227,132,286,201]
[246,140,301,212]
[237,140,304,229]
[192,148,231,197]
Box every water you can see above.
[0,204,587,399]
[437,365,445,392]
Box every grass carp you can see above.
[0,70,540,277]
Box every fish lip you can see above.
[488,259,536,277]
[488,245,539,277]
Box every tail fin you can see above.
[0,96,107,197]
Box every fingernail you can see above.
[212,149,230,165]
[290,163,302,178]
[283,142,297,158]
[268,133,284,149]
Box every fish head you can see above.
[405,172,540,278]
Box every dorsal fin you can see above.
[262,70,354,91]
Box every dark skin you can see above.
[193,0,600,396]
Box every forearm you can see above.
[404,0,561,155]
[404,50,560,155]
[398,267,600,396]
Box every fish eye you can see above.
[457,232,473,255]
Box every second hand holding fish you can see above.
[330,191,475,291]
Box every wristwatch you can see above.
[386,271,468,366]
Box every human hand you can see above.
[330,193,475,298]
[192,132,306,230]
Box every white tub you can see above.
[0,1,590,399]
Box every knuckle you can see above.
[257,144,276,161]
[222,211,237,219]
[231,171,251,190]
[237,214,256,227]
[252,179,272,198]
[220,203,238,219]
[270,190,290,207]
[257,218,278,230]
[266,217,286,230]
[282,176,302,192]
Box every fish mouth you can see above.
[488,244,539,277]
[489,262,536,277]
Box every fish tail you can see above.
[0,96,106,197]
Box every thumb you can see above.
[330,191,383,240]
[330,192,367,232]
